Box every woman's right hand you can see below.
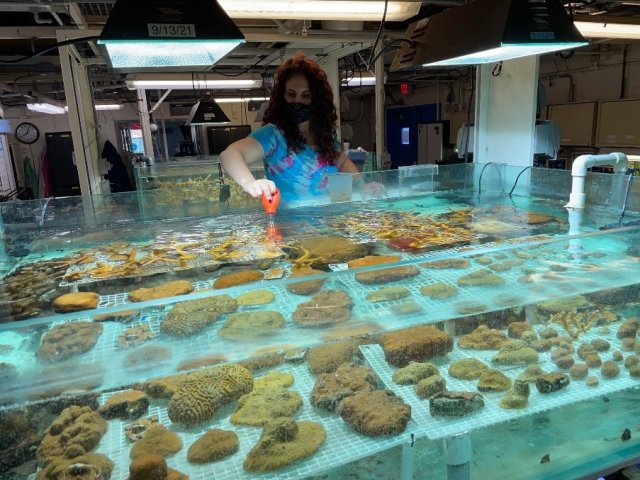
[240,178,277,199]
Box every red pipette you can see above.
[262,189,282,241]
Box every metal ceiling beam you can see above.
[67,2,102,57]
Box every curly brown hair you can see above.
[263,54,339,164]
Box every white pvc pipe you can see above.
[565,152,628,209]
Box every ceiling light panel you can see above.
[219,0,421,21]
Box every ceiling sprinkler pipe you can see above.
[565,152,628,209]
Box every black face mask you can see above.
[285,102,313,125]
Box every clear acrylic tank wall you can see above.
[1,163,639,480]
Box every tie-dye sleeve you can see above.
[249,124,281,162]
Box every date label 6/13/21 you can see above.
[147,23,196,38]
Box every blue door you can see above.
[386,103,439,167]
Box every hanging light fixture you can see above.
[98,0,246,72]
[26,102,66,115]
[391,0,588,70]
[185,97,231,126]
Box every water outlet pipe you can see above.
[565,152,628,209]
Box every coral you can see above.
[355,266,420,285]
[37,322,103,362]
[338,390,411,436]
[492,340,539,365]
[311,363,377,412]
[160,295,237,337]
[499,380,530,409]
[448,358,489,380]
[308,340,357,374]
[296,235,369,269]
[253,372,294,391]
[457,270,505,287]
[477,369,511,392]
[128,452,188,480]
[507,322,533,339]
[37,406,107,463]
[430,391,485,417]
[601,361,620,378]
[167,365,253,426]
[36,452,113,480]
[118,324,155,348]
[292,290,353,327]
[535,373,570,393]
[244,418,326,472]
[213,270,264,289]
[52,292,99,312]
[392,362,439,385]
[419,283,458,300]
[415,375,446,399]
[130,425,182,459]
[236,289,275,306]
[421,258,470,269]
[134,374,189,399]
[231,388,303,426]
[286,267,326,295]
[128,280,193,302]
[219,311,285,340]
[382,325,453,367]
[366,286,411,302]
[187,430,239,464]
[391,301,424,315]
[348,255,401,269]
[569,363,588,379]
[458,325,508,350]
[98,390,149,420]
[124,346,172,370]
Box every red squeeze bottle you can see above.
[261,188,281,215]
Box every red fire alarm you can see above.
[400,83,410,95]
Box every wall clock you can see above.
[15,122,40,144]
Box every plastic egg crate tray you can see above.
[96,362,421,480]
[360,322,640,442]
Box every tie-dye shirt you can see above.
[250,123,338,203]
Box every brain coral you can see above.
[160,295,237,337]
[168,365,253,426]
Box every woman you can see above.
[220,54,382,203]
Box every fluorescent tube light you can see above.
[27,103,66,115]
[342,76,376,87]
[95,104,124,110]
[574,21,640,39]
[219,1,421,21]
[126,78,261,90]
[98,0,245,72]
[214,97,269,103]
[391,0,587,70]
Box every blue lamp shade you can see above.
[391,0,588,69]
[0,119,11,134]
[98,0,245,72]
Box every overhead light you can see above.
[186,99,231,125]
[214,97,269,103]
[27,102,66,115]
[574,20,640,39]
[94,104,124,110]
[98,0,246,72]
[391,0,588,70]
[342,76,376,87]
[126,75,261,90]
[219,1,421,21]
